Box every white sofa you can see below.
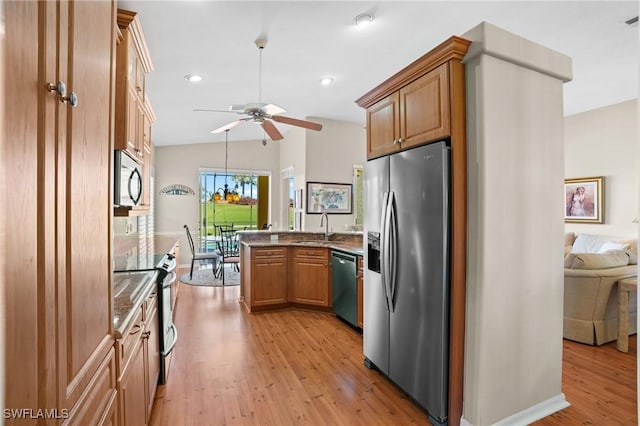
[563,233,638,345]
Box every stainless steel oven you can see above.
[157,254,178,384]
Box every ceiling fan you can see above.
[194,38,323,141]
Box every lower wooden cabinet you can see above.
[119,336,147,426]
[116,289,159,426]
[290,247,330,307]
[247,247,288,309]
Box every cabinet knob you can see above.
[398,137,405,144]
[47,81,78,107]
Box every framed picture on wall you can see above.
[306,182,352,214]
[564,176,604,223]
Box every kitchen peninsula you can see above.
[239,231,363,314]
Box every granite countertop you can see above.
[239,231,364,256]
[113,270,157,338]
[113,234,180,272]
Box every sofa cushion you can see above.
[564,250,630,269]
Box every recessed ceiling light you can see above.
[353,13,374,27]
[320,77,334,86]
[184,73,203,83]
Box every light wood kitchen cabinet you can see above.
[5,1,118,423]
[245,247,289,310]
[360,62,450,159]
[117,307,147,426]
[114,8,155,216]
[357,256,363,329]
[115,9,153,163]
[290,247,331,307]
[116,287,159,426]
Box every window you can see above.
[199,172,259,241]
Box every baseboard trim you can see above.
[460,393,570,426]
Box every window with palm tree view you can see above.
[200,172,260,241]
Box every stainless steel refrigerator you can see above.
[363,141,450,425]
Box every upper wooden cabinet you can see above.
[356,37,467,160]
[115,8,154,164]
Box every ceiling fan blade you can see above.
[261,120,283,140]
[262,104,286,115]
[194,108,244,114]
[211,119,245,134]
[271,115,323,131]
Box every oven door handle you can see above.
[162,272,176,289]
[161,323,178,356]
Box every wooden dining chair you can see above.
[183,224,219,279]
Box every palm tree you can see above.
[232,174,257,196]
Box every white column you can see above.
[462,22,572,425]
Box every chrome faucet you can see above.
[320,212,329,241]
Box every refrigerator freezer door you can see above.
[388,141,450,421]
[363,155,390,374]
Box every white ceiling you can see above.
[118,1,638,146]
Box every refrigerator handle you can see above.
[388,192,398,312]
[380,192,391,311]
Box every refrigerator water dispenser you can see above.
[367,232,381,273]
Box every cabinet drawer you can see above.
[116,307,144,375]
[143,287,158,321]
[252,247,287,259]
[293,247,328,260]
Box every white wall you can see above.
[564,99,639,238]
[303,117,366,233]
[279,126,306,229]
[463,22,571,425]
[154,139,280,264]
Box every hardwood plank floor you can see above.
[150,271,637,425]
[534,336,637,426]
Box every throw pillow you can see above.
[598,240,631,253]
[571,234,607,253]
[564,250,630,270]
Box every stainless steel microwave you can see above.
[114,151,142,207]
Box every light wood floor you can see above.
[150,274,637,426]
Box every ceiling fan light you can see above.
[353,13,374,27]
[320,77,334,86]
[184,73,203,83]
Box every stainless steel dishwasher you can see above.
[331,250,357,327]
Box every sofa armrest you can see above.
[564,265,637,278]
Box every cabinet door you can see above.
[145,301,160,422]
[399,63,450,148]
[120,339,147,426]
[366,92,400,159]
[292,248,330,307]
[126,85,139,159]
[251,259,288,306]
[61,0,117,415]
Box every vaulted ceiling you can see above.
[118,1,639,146]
